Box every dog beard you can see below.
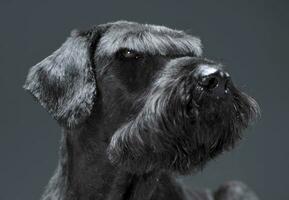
[107,63,260,174]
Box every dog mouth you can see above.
[186,85,259,127]
[183,82,259,144]
[168,87,259,172]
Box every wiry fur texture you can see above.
[107,57,259,174]
[24,21,260,200]
[23,31,96,127]
[97,21,202,57]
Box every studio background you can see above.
[1,0,288,199]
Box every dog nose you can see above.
[196,65,230,97]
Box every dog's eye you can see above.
[117,49,142,60]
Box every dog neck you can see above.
[40,127,177,200]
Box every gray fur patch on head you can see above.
[23,32,96,128]
[97,21,203,57]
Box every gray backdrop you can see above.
[1,0,288,199]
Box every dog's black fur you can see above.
[24,21,260,200]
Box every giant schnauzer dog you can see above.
[24,21,260,200]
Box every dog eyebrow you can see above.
[96,24,203,57]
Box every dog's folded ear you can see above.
[24,30,100,128]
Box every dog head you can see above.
[24,21,259,174]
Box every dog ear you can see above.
[24,28,104,128]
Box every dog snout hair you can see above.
[107,56,259,174]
